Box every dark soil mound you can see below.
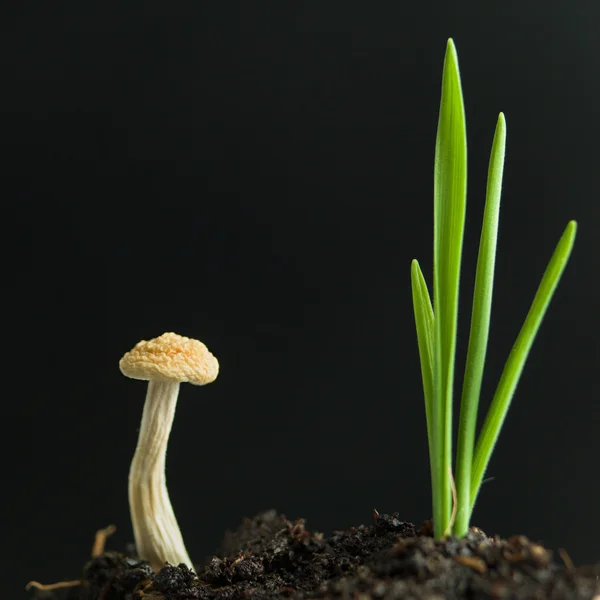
[29,510,600,600]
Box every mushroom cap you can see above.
[119,332,219,385]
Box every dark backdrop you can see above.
[3,2,599,596]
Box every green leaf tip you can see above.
[443,39,460,77]
[497,113,506,134]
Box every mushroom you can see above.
[119,332,219,572]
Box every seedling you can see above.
[411,39,576,539]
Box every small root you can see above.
[92,524,117,558]
[26,580,81,592]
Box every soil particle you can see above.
[30,510,600,600]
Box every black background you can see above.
[3,2,599,596]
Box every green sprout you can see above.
[411,39,577,539]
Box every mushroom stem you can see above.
[128,380,194,572]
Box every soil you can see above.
[29,510,600,600]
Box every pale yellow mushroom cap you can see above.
[119,332,219,385]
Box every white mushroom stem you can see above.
[128,380,194,572]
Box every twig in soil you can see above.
[26,524,116,593]
[454,555,487,574]
[559,547,575,572]
[92,524,117,557]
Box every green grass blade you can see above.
[470,221,577,510]
[432,38,468,537]
[453,113,506,536]
[411,259,435,463]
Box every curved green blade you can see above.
[470,221,577,509]
[411,259,435,460]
